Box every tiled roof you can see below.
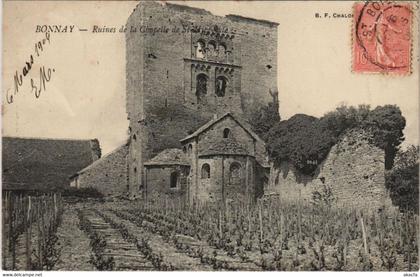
[2,137,100,190]
[144,148,190,166]
[180,113,264,144]
[72,142,128,177]
[199,138,251,157]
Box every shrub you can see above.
[322,104,405,169]
[266,105,406,174]
[249,89,281,141]
[266,114,336,174]
[61,187,104,199]
[385,145,419,213]
[364,105,406,169]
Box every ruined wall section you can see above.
[76,145,128,197]
[265,129,393,211]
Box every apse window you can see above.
[229,162,241,178]
[218,44,226,60]
[201,163,210,179]
[170,172,179,188]
[196,40,205,59]
[207,41,216,59]
[223,128,230,138]
[215,76,227,97]
[196,74,208,103]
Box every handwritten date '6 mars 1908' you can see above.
[6,32,55,104]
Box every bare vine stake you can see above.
[225,202,229,223]
[406,213,411,271]
[165,195,167,216]
[344,220,348,267]
[280,212,284,244]
[359,214,369,257]
[248,208,251,233]
[3,193,6,269]
[40,196,45,269]
[219,209,222,238]
[53,193,57,221]
[37,203,42,269]
[298,201,302,246]
[259,202,263,241]
[2,193,6,269]
[10,195,16,270]
[25,196,32,269]
[20,194,23,225]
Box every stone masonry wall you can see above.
[196,155,256,204]
[197,116,255,156]
[265,130,393,211]
[77,145,128,196]
[132,2,278,115]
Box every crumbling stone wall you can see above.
[126,1,278,196]
[265,129,393,211]
[75,145,128,196]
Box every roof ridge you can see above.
[180,112,265,144]
[72,144,128,177]
[180,112,231,142]
[144,148,189,166]
[2,136,97,142]
[3,137,100,189]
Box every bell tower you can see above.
[125,1,278,198]
[183,24,243,116]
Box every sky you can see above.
[3,1,419,154]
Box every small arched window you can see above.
[196,74,208,103]
[218,44,226,60]
[196,40,205,59]
[229,162,241,178]
[201,163,210,179]
[188,144,193,153]
[207,41,216,59]
[170,172,178,188]
[216,76,228,97]
[223,128,230,138]
[133,134,137,141]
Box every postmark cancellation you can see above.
[353,1,412,75]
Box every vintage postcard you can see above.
[1,0,419,274]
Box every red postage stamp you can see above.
[353,2,412,74]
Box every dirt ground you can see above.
[39,199,417,271]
